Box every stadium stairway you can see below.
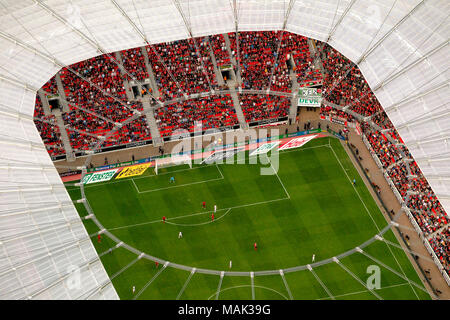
[141,47,160,99]
[289,67,300,121]
[114,51,135,101]
[55,72,70,113]
[308,39,326,77]
[37,89,52,116]
[53,109,74,160]
[141,96,163,146]
[223,33,242,86]
[228,89,248,130]
[204,36,225,86]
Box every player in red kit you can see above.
[155,261,159,268]
[202,201,206,209]
[254,242,258,250]
[162,216,166,223]
[97,234,101,243]
[211,213,215,221]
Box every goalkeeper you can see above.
[170,176,175,183]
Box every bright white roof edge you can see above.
[0,0,448,299]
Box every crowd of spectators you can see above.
[429,227,450,274]
[33,96,65,156]
[120,47,149,81]
[209,34,231,67]
[146,39,216,100]
[320,105,355,123]
[320,43,381,117]
[372,111,394,129]
[290,35,322,87]
[42,76,59,95]
[360,119,449,275]
[155,95,238,137]
[269,32,294,92]
[230,31,278,90]
[239,94,290,123]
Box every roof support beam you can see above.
[360,0,426,62]
[373,39,449,91]
[383,80,449,113]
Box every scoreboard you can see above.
[298,87,322,107]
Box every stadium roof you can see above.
[0,0,448,299]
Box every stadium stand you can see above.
[120,47,149,81]
[239,94,290,123]
[33,96,65,156]
[229,31,278,90]
[154,94,238,137]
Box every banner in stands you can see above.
[355,122,362,135]
[201,147,244,164]
[115,163,151,179]
[249,141,280,156]
[330,116,347,126]
[82,169,119,185]
[298,87,322,107]
[249,117,288,128]
[278,135,317,151]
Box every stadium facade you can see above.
[0,0,448,299]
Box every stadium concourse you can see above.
[33,31,450,289]
[1,0,448,300]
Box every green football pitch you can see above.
[67,137,431,300]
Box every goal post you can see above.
[154,154,192,175]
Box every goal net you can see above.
[154,154,192,175]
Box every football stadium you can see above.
[0,0,449,303]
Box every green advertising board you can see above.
[298,87,322,107]
[82,168,119,184]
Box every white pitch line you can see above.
[316,282,410,300]
[108,196,290,231]
[134,176,224,194]
[215,164,224,179]
[268,155,290,199]
[134,164,224,193]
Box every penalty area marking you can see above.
[132,164,224,194]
